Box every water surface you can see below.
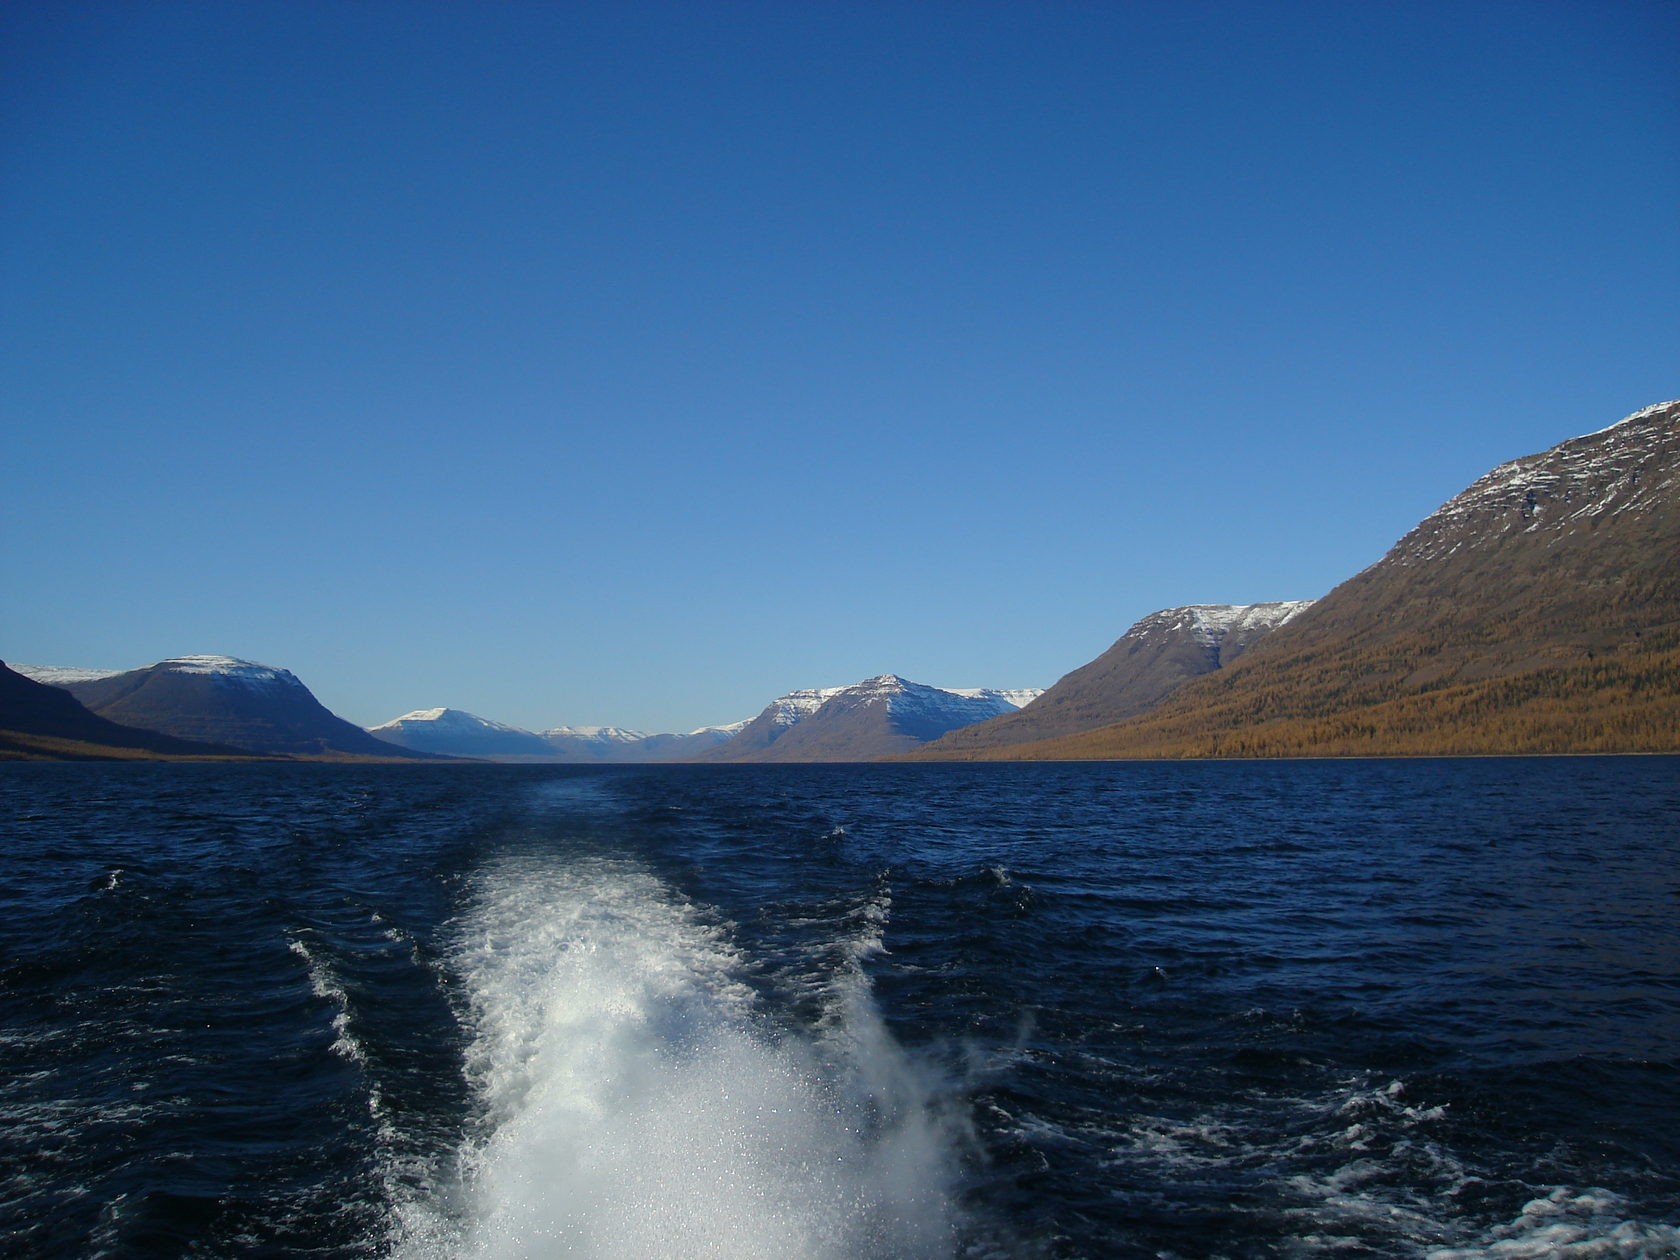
[2,758,1676,1257]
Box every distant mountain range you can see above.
[366,709,746,762]
[360,679,1039,763]
[904,398,1680,759]
[9,400,1675,762]
[690,675,1043,762]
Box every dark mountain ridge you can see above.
[60,656,446,759]
[0,662,259,760]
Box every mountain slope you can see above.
[60,656,445,759]
[911,602,1312,757]
[694,675,1042,762]
[0,662,259,760]
[918,399,1680,760]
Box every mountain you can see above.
[910,399,1680,760]
[910,602,1313,757]
[693,674,1043,762]
[54,656,444,759]
[368,708,553,758]
[0,661,259,760]
[538,724,747,763]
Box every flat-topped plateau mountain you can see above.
[0,661,263,760]
[693,674,1042,762]
[39,656,444,760]
[905,399,1680,760]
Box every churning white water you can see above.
[390,854,960,1260]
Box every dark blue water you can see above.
[2,759,1677,1259]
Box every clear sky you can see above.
[4,1,1676,733]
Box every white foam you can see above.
[1427,1188,1680,1259]
[390,855,960,1260]
[289,937,366,1067]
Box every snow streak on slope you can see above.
[391,854,960,1260]
[764,687,851,727]
[1391,399,1679,564]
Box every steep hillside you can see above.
[921,399,1680,759]
[912,602,1311,757]
[695,675,1041,762]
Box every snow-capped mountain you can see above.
[909,602,1314,757]
[368,708,557,757]
[539,722,749,763]
[50,656,438,759]
[694,674,1044,762]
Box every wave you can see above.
[389,853,962,1260]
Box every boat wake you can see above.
[389,852,961,1260]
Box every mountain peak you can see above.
[373,707,535,735]
[693,674,1043,762]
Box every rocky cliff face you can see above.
[912,602,1312,756]
[60,656,440,758]
[694,674,1042,762]
[918,399,1680,759]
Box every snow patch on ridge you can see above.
[1126,602,1316,651]
[154,655,299,686]
[1582,398,1678,438]
[10,664,126,686]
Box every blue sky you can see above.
[4,0,1676,733]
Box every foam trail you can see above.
[392,855,958,1260]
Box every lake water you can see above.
[2,758,1677,1258]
